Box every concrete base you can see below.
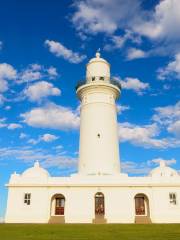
[92,215,107,224]
[48,216,65,224]
[135,216,151,224]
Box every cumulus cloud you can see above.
[0,118,7,128]
[116,104,130,114]
[122,157,177,175]
[104,31,142,51]
[4,105,11,110]
[71,0,141,35]
[24,81,61,102]
[28,133,59,145]
[72,0,180,57]
[153,101,180,138]
[21,103,80,130]
[0,94,6,105]
[126,48,147,60]
[47,66,58,79]
[115,77,149,95]
[0,146,77,173]
[7,123,22,130]
[40,133,59,142]
[118,122,171,148]
[18,64,58,83]
[157,52,180,80]
[45,40,86,64]
[134,0,180,42]
[150,157,176,166]
[153,101,180,124]
[19,133,28,139]
[0,63,17,92]
[168,120,180,137]
[121,160,151,175]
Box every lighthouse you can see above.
[76,52,121,176]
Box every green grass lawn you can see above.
[0,224,180,240]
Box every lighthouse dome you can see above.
[86,52,110,83]
[149,160,178,177]
[21,161,50,182]
[89,52,108,64]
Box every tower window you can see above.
[24,193,31,205]
[92,77,95,81]
[169,193,177,205]
[97,133,100,138]
[99,77,104,81]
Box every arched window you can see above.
[95,192,105,215]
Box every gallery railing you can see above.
[76,77,121,91]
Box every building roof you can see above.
[149,160,178,177]
[88,52,108,64]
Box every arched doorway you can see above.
[93,192,106,223]
[134,194,151,223]
[49,194,65,223]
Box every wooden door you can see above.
[95,193,105,215]
[135,196,145,215]
[55,197,65,215]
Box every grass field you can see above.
[0,224,180,240]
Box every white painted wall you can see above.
[5,179,180,223]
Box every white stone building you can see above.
[5,53,180,224]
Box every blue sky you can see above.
[0,0,180,219]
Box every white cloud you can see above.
[72,0,180,57]
[0,94,6,105]
[122,157,177,175]
[0,118,7,128]
[4,105,11,110]
[28,133,59,145]
[116,104,130,114]
[30,64,42,71]
[47,66,58,79]
[116,77,149,95]
[134,0,180,41]
[24,81,61,102]
[150,157,176,166]
[18,64,58,84]
[157,52,180,80]
[153,101,180,125]
[19,65,42,83]
[19,133,28,139]
[45,40,86,64]
[72,0,141,35]
[168,120,180,137]
[21,103,80,130]
[118,122,174,148]
[0,63,17,92]
[121,161,151,175]
[40,133,59,142]
[0,146,77,173]
[104,35,127,51]
[126,48,147,60]
[152,101,180,139]
[8,123,22,130]
[0,63,17,80]
[104,31,141,51]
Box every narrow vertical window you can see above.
[24,193,31,205]
[169,193,177,205]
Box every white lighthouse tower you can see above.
[76,52,121,176]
